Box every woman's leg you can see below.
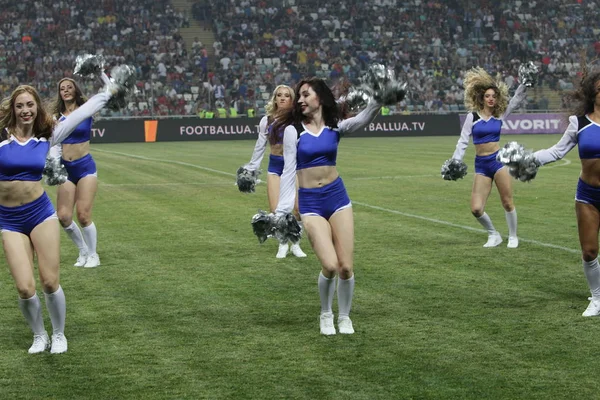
[57,181,89,265]
[576,202,600,317]
[329,208,355,334]
[303,214,339,335]
[471,174,501,247]
[267,174,289,258]
[30,218,67,353]
[2,230,48,353]
[75,176,99,268]
[494,168,518,248]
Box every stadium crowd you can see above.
[1,0,599,117]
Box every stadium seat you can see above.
[261,92,270,100]
[263,58,272,66]
[183,93,192,101]
[139,102,148,110]
[191,86,199,94]
[255,58,263,65]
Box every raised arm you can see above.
[51,92,111,146]
[502,84,527,119]
[244,116,269,171]
[274,125,298,214]
[451,112,473,161]
[337,100,382,135]
[534,116,578,165]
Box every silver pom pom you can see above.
[518,61,539,88]
[271,213,302,244]
[441,159,468,181]
[74,54,106,79]
[43,155,68,186]
[103,65,138,111]
[338,86,373,111]
[251,210,273,243]
[236,166,261,193]
[496,141,540,182]
[250,211,302,244]
[360,64,407,105]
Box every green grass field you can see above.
[0,134,595,399]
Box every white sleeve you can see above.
[48,143,62,159]
[502,84,527,119]
[533,115,578,165]
[275,125,298,214]
[51,92,110,146]
[452,112,473,161]
[244,116,268,171]
[337,100,381,135]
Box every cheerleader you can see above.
[49,78,101,268]
[533,68,600,316]
[0,85,114,353]
[243,85,307,259]
[450,67,529,248]
[272,78,383,335]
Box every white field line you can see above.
[93,149,580,254]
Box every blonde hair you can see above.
[463,67,509,117]
[0,85,55,140]
[264,85,294,118]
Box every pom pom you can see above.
[236,166,261,193]
[250,211,302,244]
[441,159,468,181]
[43,154,68,186]
[103,65,138,111]
[73,54,106,79]
[496,141,540,182]
[272,213,302,244]
[251,210,273,243]
[360,64,407,105]
[338,86,374,112]
[518,61,539,88]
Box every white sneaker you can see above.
[319,312,336,335]
[276,243,289,259]
[50,333,68,354]
[84,253,100,268]
[582,298,600,317]
[507,236,519,248]
[338,317,355,334]
[483,232,503,248]
[290,243,307,258]
[28,332,50,354]
[74,252,88,267]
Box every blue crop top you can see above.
[471,113,502,145]
[59,115,93,144]
[296,126,339,170]
[0,133,48,181]
[0,92,111,182]
[535,115,600,165]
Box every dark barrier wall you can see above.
[92,114,461,143]
[91,113,566,144]
[90,119,146,143]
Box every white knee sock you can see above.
[476,212,497,234]
[44,286,66,335]
[64,221,88,254]
[337,275,355,319]
[18,293,46,335]
[583,258,600,299]
[82,222,97,254]
[318,272,336,314]
[505,209,517,238]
